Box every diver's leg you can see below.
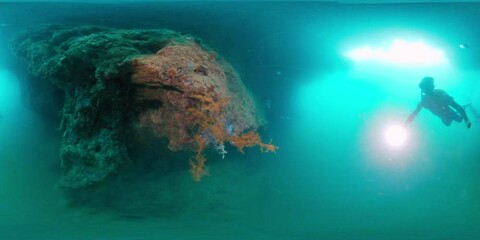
[446,108,463,123]
[442,117,453,126]
[451,108,471,127]
[454,112,463,122]
[442,107,466,126]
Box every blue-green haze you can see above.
[1,1,480,239]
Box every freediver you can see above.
[405,77,472,128]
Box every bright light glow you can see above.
[385,124,408,148]
[345,39,448,67]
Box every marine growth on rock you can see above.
[12,25,277,187]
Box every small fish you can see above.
[0,23,11,28]
[0,114,3,120]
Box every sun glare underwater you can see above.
[1,1,480,240]
[345,39,448,67]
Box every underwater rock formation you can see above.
[12,25,275,188]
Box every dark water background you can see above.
[1,1,480,239]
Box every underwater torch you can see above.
[384,124,408,148]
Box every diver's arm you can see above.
[451,100,471,128]
[405,103,422,126]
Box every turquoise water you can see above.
[1,1,480,239]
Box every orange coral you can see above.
[186,92,278,181]
[228,131,261,153]
[260,141,279,153]
[190,135,209,182]
[132,42,274,182]
[190,153,208,182]
[166,67,177,78]
[188,94,214,104]
[205,97,229,114]
[227,131,278,154]
[209,122,227,143]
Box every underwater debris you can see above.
[12,24,274,187]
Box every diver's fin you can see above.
[466,103,480,121]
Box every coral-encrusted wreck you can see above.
[12,25,277,188]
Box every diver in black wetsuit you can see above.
[405,77,471,128]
